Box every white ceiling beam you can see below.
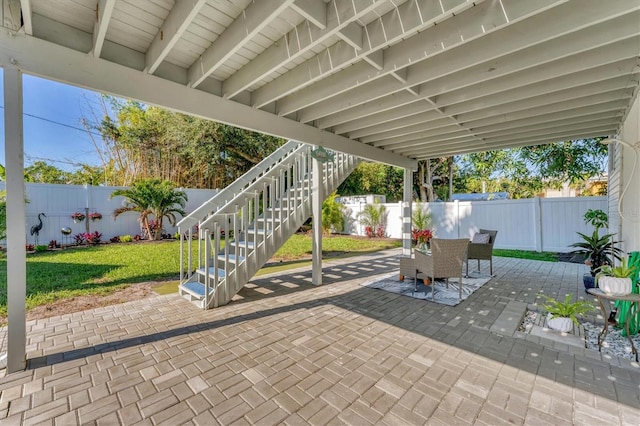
[469,104,627,134]
[2,0,21,31]
[0,30,416,169]
[188,0,294,89]
[223,0,385,99]
[433,44,640,107]
[413,128,620,158]
[337,22,363,50]
[275,0,637,116]
[346,110,444,138]
[300,75,406,122]
[145,0,207,74]
[18,0,31,35]
[473,117,620,139]
[290,0,327,29]
[318,91,420,129]
[329,43,639,131]
[316,35,640,129]
[380,113,623,152]
[362,50,383,70]
[253,0,495,108]
[373,129,473,150]
[367,124,467,147]
[91,0,116,58]
[455,85,635,123]
[444,74,638,118]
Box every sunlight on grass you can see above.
[0,235,400,316]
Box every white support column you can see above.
[312,154,323,285]
[4,67,26,373]
[403,168,413,257]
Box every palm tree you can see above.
[358,203,388,237]
[111,178,187,240]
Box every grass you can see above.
[0,235,401,318]
[493,249,559,262]
[0,236,561,319]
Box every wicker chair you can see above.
[414,238,469,301]
[466,229,498,276]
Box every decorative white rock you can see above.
[547,314,573,333]
[598,276,632,296]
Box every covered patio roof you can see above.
[1,0,639,167]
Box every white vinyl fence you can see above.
[342,196,608,253]
[0,182,217,246]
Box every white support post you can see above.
[403,168,413,257]
[312,153,323,285]
[4,67,27,373]
[533,196,543,252]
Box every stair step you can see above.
[247,228,267,235]
[180,280,214,300]
[196,267,227,278]
[229,240,256,249]
[218,254,245,263]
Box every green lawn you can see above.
[0,236,560,319]
[0,235,401,318]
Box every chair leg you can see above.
[490,258,493,276]
[459,274,462,300]
[465,259,469,278]
[414,270,418,292]
[432,276,436,301]
[477,259,480,272]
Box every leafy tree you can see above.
[321,192,345,235]
[111,178,187,240]
[24,161,71,184]
[338,163,404,202]
[90,98,284,188]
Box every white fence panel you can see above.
[342,196,607,253]
[0,182,217,246]
[540,197,609,252]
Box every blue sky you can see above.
[0,69,106,171]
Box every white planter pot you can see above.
[598,276,632,296]
[547,314,573,333]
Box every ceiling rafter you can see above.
[145,0,207,74]
[270,0,570,115]
[317,37,640,131]
[290,0,327,29]
[18,0,31,34]
[188,0,295,89]
[91,0,116,58]
[222,0,385,99]
[251,0,487,109]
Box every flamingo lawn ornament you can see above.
[30,213,46,245]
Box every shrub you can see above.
[110,236,121,243]
[86,231,102,245]
[73,233,86,245]
[120,235,133,243]
[358,203,388,238]
[35,245,48,253]
[134,234,142,241]
[48,240,59,249]
[321,192,345,235]
[26,244,35,251]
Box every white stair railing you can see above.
[178,143,360,309]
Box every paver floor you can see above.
[1,249,639,425]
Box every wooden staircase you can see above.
[177,141,360,309]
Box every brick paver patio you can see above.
[1,249,639,425]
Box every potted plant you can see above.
[596,257,639,296]
[570,209,623,291]
[540,294,595,333]
[88,212,102,221]
[71,212,85,223]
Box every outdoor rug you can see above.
[360,271,492,306]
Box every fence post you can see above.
[533,197,543,252]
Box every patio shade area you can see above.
[0,0,638,166]
[0,250,638,424]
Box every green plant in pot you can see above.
[570,209,623,291]
[540,294,595,333]
[596,257,639,296]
